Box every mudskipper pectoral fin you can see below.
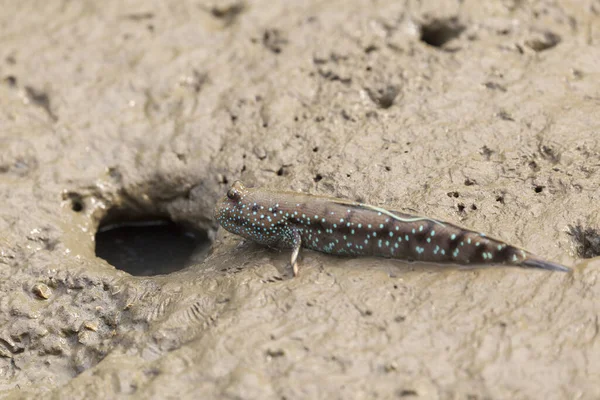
[289,227,302,277]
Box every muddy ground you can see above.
[1,0,600,399]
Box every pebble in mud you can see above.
[32,283,52,300]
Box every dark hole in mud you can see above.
[525,31,561,52]
[71,199,84,212]
[398,389,418,397]
[534,185,544,193]
[210,3,245,21]
[419,17,465,48]
[4,75,17,87]
[366,85,399,109]
[64,192,85,212]
[95,219,210,276]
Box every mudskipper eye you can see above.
[227,188,239,200]
[226,181,245,201]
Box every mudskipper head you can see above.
[215,181,249,236]
[215,181,285,246]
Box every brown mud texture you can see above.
[1,1,600,399]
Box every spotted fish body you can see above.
[215,181,570,276]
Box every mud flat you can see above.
[1,0,599,399]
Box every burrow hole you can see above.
[419,17,465,48]
[94,210,211,276]
[64,192,85,212]
[71,198,84,212]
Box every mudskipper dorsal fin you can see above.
[331,199,446,227]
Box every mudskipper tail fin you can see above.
[522,258,571,272]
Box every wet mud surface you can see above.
[1,0,600,398]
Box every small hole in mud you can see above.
[398,389,418,397]
[314,174,323,182]
[528,160,539,171]
[420,17,465,48]
[95,218,210,276]
[4,75,17,87]
[366,85,399,109]
[71,199,84,212]
[534,185,544,193]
